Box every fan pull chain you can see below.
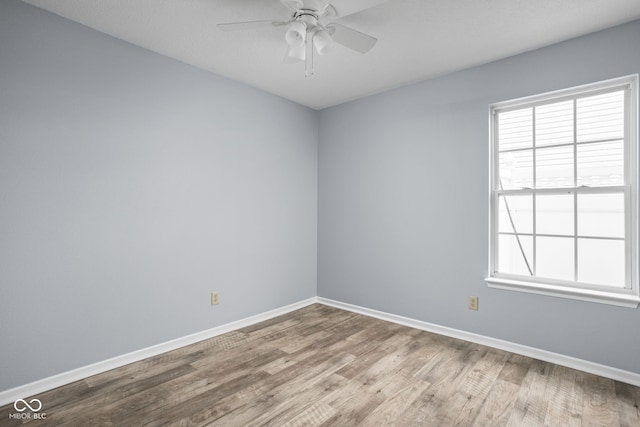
[304,33,316,77]
[311,37,315,76]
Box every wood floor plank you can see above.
[258,374,345,427]
[2,303,639,426]
[459,348,511,399]
[393,343,490,425]
[470,379,521,427]
[358,378,431,427]
[210,353,356,426]
[506,359,552,426]
[542,365,583,427]
[37,363,197,426]
[280,401,336,427]
[497,353,533,386]
[615,380,640,427]
[435,348,511,426]
[581,373,621,426]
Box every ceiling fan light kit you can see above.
[283,9,335,75]
[313,28,332,55]
[218,0,382,76]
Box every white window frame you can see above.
[486,75,640,308]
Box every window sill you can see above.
[485,277,640,308]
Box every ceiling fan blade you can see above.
[327,0,390,18]
[280,0,304,10]
[217,20,286,32]
[327,23,377,54]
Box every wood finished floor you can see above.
[2,304,639,426]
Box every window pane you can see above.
[536,236,574,281]
[576,140,624,187]
[498,234,533,276]
[577,193,624,238]
[578,238,625,287]
[535,100,574,147]
[499,150,533,189]
[577,91,624,143]
[498,108,532,151]
[536,145,574,188]
[498,195,533,234]
[536,194,574,236]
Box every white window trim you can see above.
[486,75,640,308]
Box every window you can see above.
[487,75,639,307]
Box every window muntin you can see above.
[488,76,639,307]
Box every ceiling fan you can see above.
[218,0,388,75]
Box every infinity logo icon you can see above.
[13,398,42,412]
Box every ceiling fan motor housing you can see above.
[294,10,319,27]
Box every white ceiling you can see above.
[21,0,640,110]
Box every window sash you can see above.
[492,187,630,288]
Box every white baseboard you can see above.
[0,297,318,407]
[318,297,640,387]
[3,295,638,408]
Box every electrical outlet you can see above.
[211,291,219,306]
[468,296,478,311]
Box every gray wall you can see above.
[2,0,639,394]
[318,20,640,374]
[0,0,317,391]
